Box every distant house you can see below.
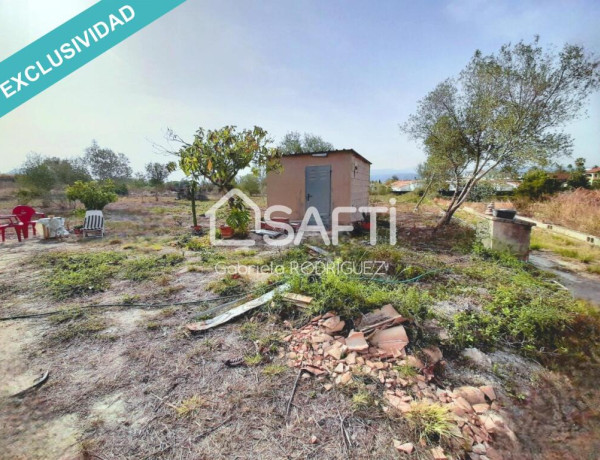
[586,167,600,186]
[550,171,570,182]
[390,180,422,194]
[266,149,371,226]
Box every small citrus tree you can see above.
[168,125,280,226]
[66,180,118,210]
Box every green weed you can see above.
[208,275,248,296]
[50,316,109,342]
[394,363,418,378]
[121,253,184,281]
[40,252,125,299]
[406,402,454,442]
[262,364,287,377]
[351,389,376,410]
[173,395,207,417]
[244,353,263,366]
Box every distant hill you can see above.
[370,169,418,182]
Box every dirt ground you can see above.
[1,195,599,460]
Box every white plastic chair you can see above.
[82,210,104,238]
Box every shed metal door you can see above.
[305,165,331,227]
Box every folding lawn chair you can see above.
[82,210,105,238]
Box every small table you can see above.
[37,217,69,239]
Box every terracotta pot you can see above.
[220,225,234,239]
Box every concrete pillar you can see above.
[482,216,536,260]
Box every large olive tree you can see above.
[277,131,334,154]
[402,37,600,227]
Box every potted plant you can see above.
[73,225,84,235]
[219,224,234,239]
[359,212,371,231]
[226,204,251,238]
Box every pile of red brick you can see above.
[283,305,516,459]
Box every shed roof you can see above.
[281,149,372,165]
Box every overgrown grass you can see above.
[39,251,186,298]
[286,269,432,320]
[394,363,418,378]
[525,189,600,235]
[262,364,288,377]
[406,402,454,442]
[530,230,600,265]
[49,316,109,342]
[208,274,249,296]
[448,249,600,363]
[40,252,125,299]
[121,253,184,281]
[351,388,376,410]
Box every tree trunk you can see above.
[190,181,198,227]
[435,177,477,229]
[436,206,459,228]
[414,175,435,212]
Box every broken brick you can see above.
[321,316,345,333]
[455,386,487,405]
[430,446,447,460]
[393,440,414,454]
[479,385,497,402]
[370,326,409,354]
[346,330,369,352]
[472,403,489,414]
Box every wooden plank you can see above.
[282,293,313,305]
[186,284,289,332]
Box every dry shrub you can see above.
[528,189,600,235]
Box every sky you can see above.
[0,0,599,176]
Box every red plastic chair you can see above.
[12,206,45,239]
[0,217,24,242]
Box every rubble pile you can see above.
[283,304,516,459]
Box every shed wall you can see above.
[266,153,370,225]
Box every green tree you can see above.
[17,153,56,196]
[83,140,132,181]
[145,162,174,201]
[168,125,280,226]
[278,131,334,154]
[401,37,600,228]
[413,154,454,211]
[515,169,561,200]
[237,173,262,195]
[567,157,590,189]
[65,180,118,210]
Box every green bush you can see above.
[237,174,262,195]
[66,180,118,210]
[114,182,129,196]
[515,169,561,200]
[468,182,496,202]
